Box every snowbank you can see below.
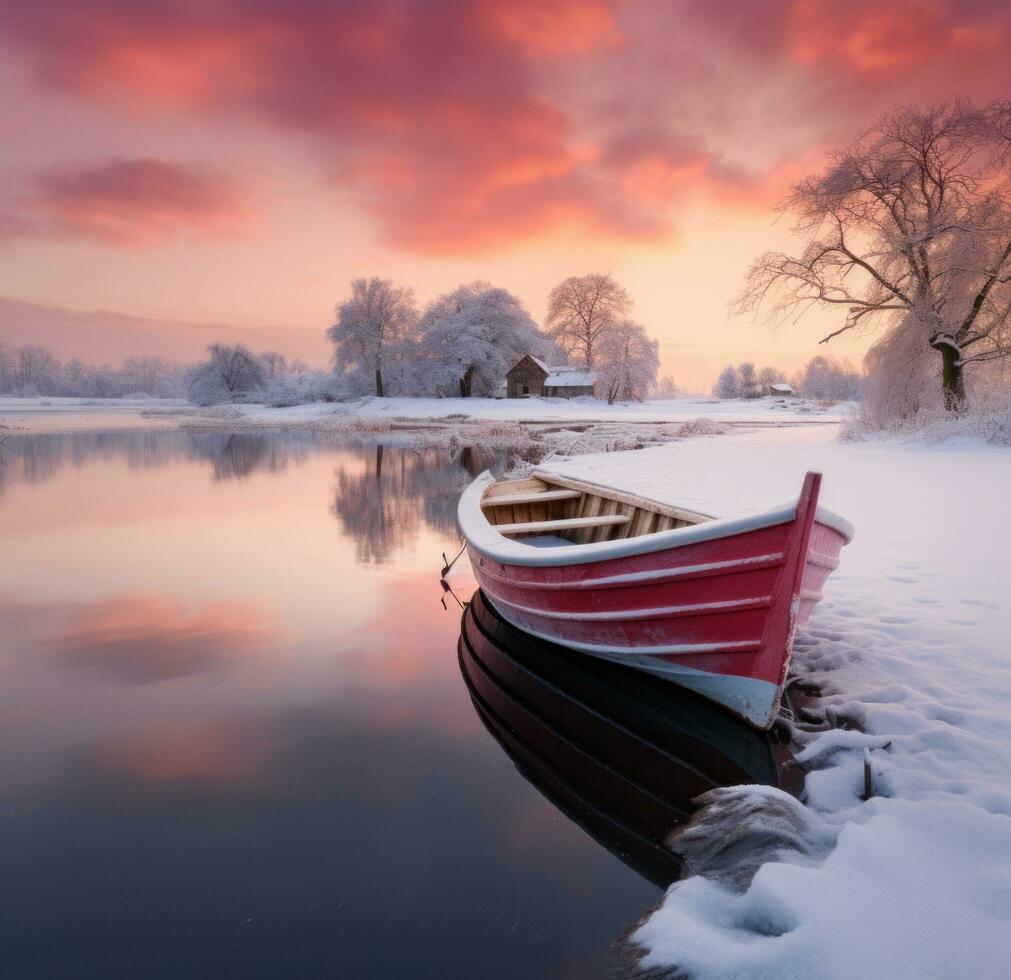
[540,427,1011,977]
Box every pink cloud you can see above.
[3,1,1010,252]
[19,158,251,246]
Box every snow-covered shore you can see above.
[0,394,847,434]
[542,427,1011,978]
[222,394,846,425]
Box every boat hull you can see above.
[462,472,848,728]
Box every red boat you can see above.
[458,468,853,728]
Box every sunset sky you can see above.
[2,0,1010,387]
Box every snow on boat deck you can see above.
[542,426,1011,977]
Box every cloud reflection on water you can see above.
[43,593,286,683]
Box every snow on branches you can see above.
[736,99,1011,412]
[415,282,557,398]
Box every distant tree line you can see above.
[712,357,864,401]
[0,339,189,398]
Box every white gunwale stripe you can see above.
[474,552,786,591]
[480,586,774,623]
[481,611,764,656]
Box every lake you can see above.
[0,429,668,978]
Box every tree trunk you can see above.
[375,367,384,398]
[459,366,474,398]
[931,337,965,412]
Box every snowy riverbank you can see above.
[540,427,1011,977]
[0,394,847,433]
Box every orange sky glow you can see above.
[2,0,1009,387]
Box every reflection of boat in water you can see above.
[459,590,805,888]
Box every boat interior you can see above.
[481,474,713,547]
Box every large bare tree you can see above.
[545,273,630,368]
[736,100,1011,410]
[328,278,418,397]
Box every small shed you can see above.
[765,382,795,397]
[506,356,598,398]
[543,367,597,398]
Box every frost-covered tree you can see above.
[0,340,13,391]
[416,282,556,397]
[546,273,630,367]
[259,351,288,379]
[328,278,419,397]
[120,357,184,397]
[187,343,266,405]
[596,320,659,403]
[737,362,760,398]
[713,365,742,398]
[736,100,1011,412]
[798,356,864,401]
[12,345,62,395]
[654,375,678,398]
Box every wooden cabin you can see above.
[506,355,598,398]
[765,382,795,397]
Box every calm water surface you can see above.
[0,430,661,978]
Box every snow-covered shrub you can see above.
[674,417,728,438]
[261,370,355,407]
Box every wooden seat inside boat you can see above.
[481,474,712,545]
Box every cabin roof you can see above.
[545,368,597,387]
[769,382,794,392]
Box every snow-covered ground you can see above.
[0,396,847,443]
[542,427,1011,978]
[223,394,846,425]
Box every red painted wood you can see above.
[467,471,848,728]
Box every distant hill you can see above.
[0,296,331,367]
